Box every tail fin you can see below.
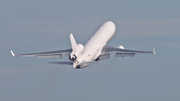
[70,33,77,51]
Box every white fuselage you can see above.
[73,21,116,68]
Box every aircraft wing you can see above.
[96,46,156,61]
[10,49,72,59]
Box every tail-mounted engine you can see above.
[69,44,84,61]
[69,54,77,61]
[69,34,84,61]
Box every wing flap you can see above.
[115,53,135,57]
[37,54,62,58]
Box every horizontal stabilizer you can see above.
[49,61,74,65]
[49,61,99,65]
[79,61,99,65]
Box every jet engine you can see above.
[117,45,125,49]
[69,44,84,61]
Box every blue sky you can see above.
[1,0,180,101]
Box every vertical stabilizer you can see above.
[70,33,77,51]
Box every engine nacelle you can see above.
[69,44,84,61]
[69,54,77,61]
[117,45,125,49]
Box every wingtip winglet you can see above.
[153,47,156,55]
[10,50,15,57]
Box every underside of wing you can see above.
[10,49,72,59]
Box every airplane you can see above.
[10,21,156,69]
